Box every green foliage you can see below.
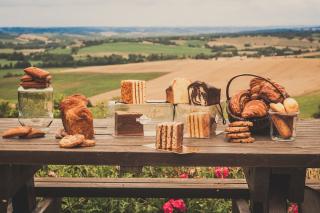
[312,105,320,118]
[294,90,320,119]
[0,100,18,117]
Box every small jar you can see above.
[18,86,53,131]
[269,110,299,141]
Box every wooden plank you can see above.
[232,199,250,213]
[301,187,320,213]
[34,177,249,199]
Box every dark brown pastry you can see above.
[115,111,143,136]
[241,100,268,118]
[21,75,33,82]
[188,81,221,106]
[24,67,50,79]
[2,126,32,138]
[20,81,49,89]
[229,90,251,116]
[60,94,94,139]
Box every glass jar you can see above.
[269,110,299,141]
[18,86,53,131]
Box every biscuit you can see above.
[24,67,50,79]
[59,134,85,148]
[21,128,45,139]
[229,137,255,143]
[226,132,251,139]
[80,139,96,147]
[2,126,32,138]
[228,121,253,127]
[55,128,68,139]
[225,126,250,133]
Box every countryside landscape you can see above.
[1,25,320,212]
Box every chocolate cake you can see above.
[115,111,144,136]
[188,81,221,106]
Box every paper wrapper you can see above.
[143,143,199,154]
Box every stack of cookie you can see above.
[20,67,52,89]
[225,121,255,143]
[2,126,45,139]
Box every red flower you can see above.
[163,200,174,213]
[163,199,187,213]
[214,167,229,178]
[288,203,298,213]
[179,173,189,178]
[171,199,187,212]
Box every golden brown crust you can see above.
[270,114,292,139]
[59,134,85,148]
[229,90,251,116]
[228,121,253,127]
[24,67,50,79]
[225,126,250,133]
[21,128,45,139]
[80,139,96,147]
[283,98,299,113]
[165,86,174,103]
[241,100,268,118]
[229,137,255,143]
[121,81,133,104]
[2,126,32,138]
[270,103,286,113]
[226,132,251,139]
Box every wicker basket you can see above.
[226,74,288,135]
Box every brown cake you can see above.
[114,111,144,136]
[121,80,146,104]
[166,78,191,104]
[188,81,221,106]
[59,94,94,139]
[156,122,183,150]
[186,112,213,138]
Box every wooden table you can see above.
[0,118,320,212]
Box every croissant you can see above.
[241,100,268,118]
[259,83,288,103]
[229,90,251,116]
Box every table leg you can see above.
[0,199,9,213]
[12,177,36,213]
[244,167,306,213]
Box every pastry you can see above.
[188,81,221,106]
[60,94,94,139]
[20,81,49,89]
[55,128,68,139]
[241,100,268,118]
[121,80,146,104]
[225,126,250,133]
[24,67,50,79]
[21,75,33,82]
[186,112,213,138]
[80,139,96,147]
[228,121,253,127]
[59,134,85,148]
[270,114,292,139]
[166,78,191,104]
[270,103,286,113]
[226,132,251,139]
[283,98,299,113]
[2,126,32,138]
[21,128,45,139]
[229,90,251,116]
[229,137,255,143]
[114,111,144,136]
[156,122,184,150]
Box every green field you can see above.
[0,72,165,102]
[78,42,212,56]
[295,90,320,118]
[0,48,14,53]
[48,47,71,54]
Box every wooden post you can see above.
[301,187,320,213]
[12,177,36,213]
[0,199,8,213]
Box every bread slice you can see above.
[156,123,163,149]
[166,122,173,149]
[172,122,184,150]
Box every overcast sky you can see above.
[0,0,319,27]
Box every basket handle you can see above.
[226,73,287,101]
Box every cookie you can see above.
[226,132,251,139]
[21,128,45,139]
[225,126,250,133]
[228,121,253,127]
[24,67,50,79]
[80,139,96,147]
[229,137,255,143]
[59,134,85,148]
[2,126,32,138]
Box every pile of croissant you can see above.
[229,77,289,119]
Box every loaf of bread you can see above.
[186,112,213,138]
[121,80,146,104]
[60,94,94,139]
[270,114,292,139]
[166,78,191,104]
[156,122,183,150]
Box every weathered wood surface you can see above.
[34,177,249,198]
[0,119,320,167]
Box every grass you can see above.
[295,90,320,118]
[48,47,71,54]
[78,42,212,57]
[0,72,165,102]
[0,48,14,53]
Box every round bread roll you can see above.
[270,103,286,113]
[283,98,299,113]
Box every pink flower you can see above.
[171,199,187,212]
[288,203,298,213]
[214,167,229,178]
[179,173,189,178]
[163,200,174,213]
